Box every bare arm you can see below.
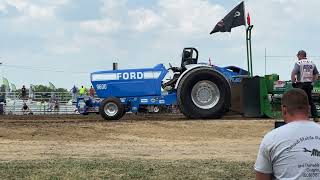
[291,73,296,83]
[313,66,319,82]
[256,172,272,180]
[313,74,318,82]
[291,63,299,83]
[255,138,273,180]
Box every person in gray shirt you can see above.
[255,88,320,180]
[291,50,319,120]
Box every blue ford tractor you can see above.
[77,47,249,120]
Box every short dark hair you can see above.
[297,50,307,58]
[282,88,309,115]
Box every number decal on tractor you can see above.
[96,84,107,90]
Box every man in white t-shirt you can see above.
[255,88,320,180]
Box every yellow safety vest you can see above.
[79,88,85,95]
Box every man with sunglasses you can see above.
[255,88,320,180]
[291,50,319,121]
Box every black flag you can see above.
[210,1,245,34]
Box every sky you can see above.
[0,0,320,90]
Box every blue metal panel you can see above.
[91,64,168,98]
[129,93,177,106]
[119,92,177,113]
[76,96,100,114]
[214,66,248,83]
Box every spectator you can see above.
[89,86,95,97]
[21,85,26,99]
[0,85,5,92]
[48,94,58,112]
[29,85,34,99]
[71,85,78,102]
[0,93,5,104]
[79,86,86,96]
[255,88,320,180]
[0,102,4,115]
[291,50,319,121]
[21,102,32,115]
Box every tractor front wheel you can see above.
[99,97,125,120]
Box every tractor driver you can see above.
[181,50,197,70]
[291,50,319,121]
[181,50,191,68]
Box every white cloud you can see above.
[101,0,126,9]
[128,8,162,32]
[0,4,7,13]
[271,0,298,4]
[75,0,127,34]
[0,0,69,19]
[50,44,81,54]
[100,0,127,17]
[2,0,320,88]
[27,5,54,19]
[94,0,226,35]
[80,19,121,33]
[246,0,320,41]
[154,0,226,35]
[5,0,28,10]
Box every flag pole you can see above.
[246,27,250,76]
[245,10,253,77]
[245,4,251,77]
[248,25,254,76]
[246,25,254,76]
[244,1,254,77]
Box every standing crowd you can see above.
[71,85,95,102]
[18,84,95,114]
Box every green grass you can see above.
[0,159,255,180]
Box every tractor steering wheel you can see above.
[168,63,180,72]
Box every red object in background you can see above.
[247,13,251,26]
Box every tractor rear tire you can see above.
[99,97,125,120]
[122,110,126,117]
[177,67,231,119]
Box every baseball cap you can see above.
[297,50,307,57]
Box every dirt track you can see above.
[0,114,275,162]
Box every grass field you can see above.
[0,114,273,179]
[0,159,255,179]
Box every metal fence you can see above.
[3,91,73,103]
[0,91,78,115]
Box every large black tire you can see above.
[99,97,125,120]
[121,109,126,117]
[177,67,231,119]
